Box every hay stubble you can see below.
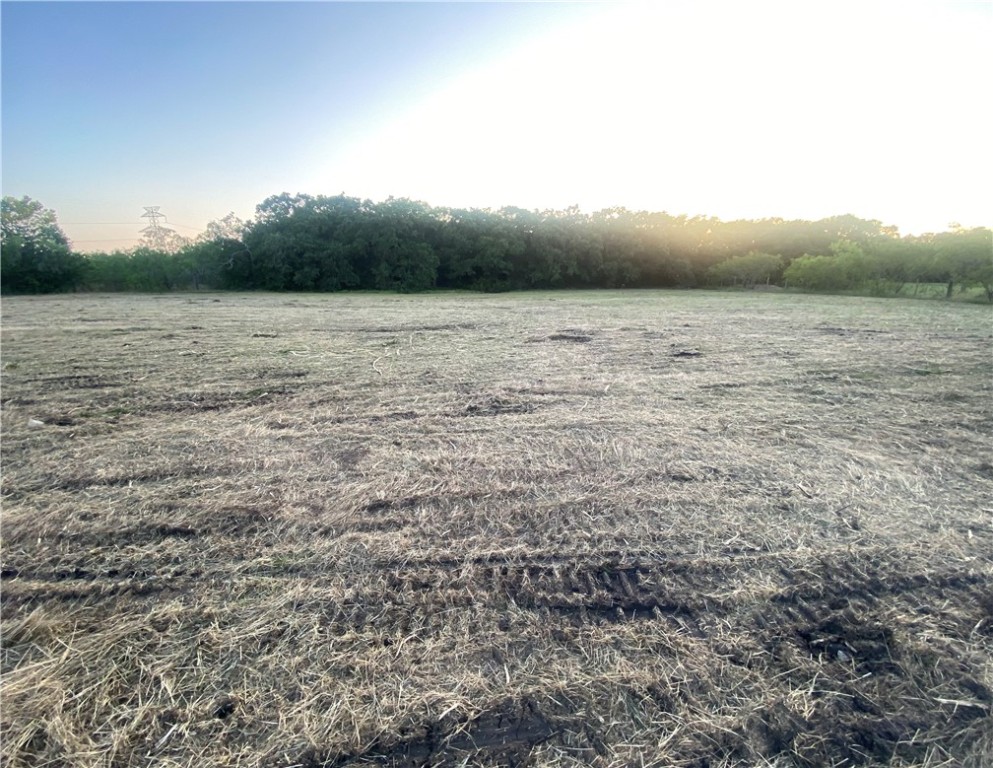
[1,290,991,767]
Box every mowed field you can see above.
[1,290,991,768]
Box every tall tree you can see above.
[1,196,85,293]
[936,227,993,300]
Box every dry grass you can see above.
[1,289,991,767]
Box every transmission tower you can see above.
[140,206,176,251]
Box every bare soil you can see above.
[1,290,991,767]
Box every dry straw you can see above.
[1,290,991,767]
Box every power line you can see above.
[163,220,203,231]
[72,238,141,243]
[64,219,207,232]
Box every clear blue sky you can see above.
[2,1,991,251]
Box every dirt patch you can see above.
[24,374,123,390]
[367,323,478,333]
[144,387,297,413]
[530,331,594,343]
[464,395,535,416]
[797,616,898,672]
[313,697,561,768]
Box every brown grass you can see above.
[1,289,991,767]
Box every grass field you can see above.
[1,290,991,768]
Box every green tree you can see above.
[177,212,248,289]
[82,251,138,291]
[864,237,915,295]
[363,198,440,292]
[1,196,85,293]
[828,239,870,287]
[127,247,184,291]
[241,193,372,290]
[783,255,840,291]
[707,251,784,287]
[784,241,869,292]
[935,227,993,300]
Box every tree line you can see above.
[2,193,991,299]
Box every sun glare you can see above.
[310,1,989,233]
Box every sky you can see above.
[2,1,991,252]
